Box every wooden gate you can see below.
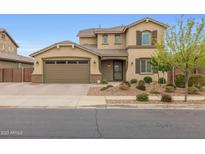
[0,68,33,82]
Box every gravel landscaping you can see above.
[107,100,205,105]
[87,82,205,96]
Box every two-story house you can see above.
[30,17,168,83]
[0,28,34,69]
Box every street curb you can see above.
[0,104,205,110]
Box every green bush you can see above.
[119,82,129,90]
[175,74,185,88]
[130,79,138,84]
[149,88,161,94]
[158,77,166,84]
[144,76,153,83]
[136,80,146,91]
[136,93,149,102]
[122,81,131,87]
[101,79,108,84]
[138,80,145,86]
[161,94,172,102]
[188,86,200,94]
[166,83,176,89]
[100,85,113,91]
[188,74,205,89]
[165,86,175,93]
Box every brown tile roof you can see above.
[0,28,19,48]
[0,52,34,64]
[82,44,128,57]
[77,17,168,37]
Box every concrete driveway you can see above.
[0,83,90,96]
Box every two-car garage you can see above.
[43,59,90,83]
[30,41,102,83]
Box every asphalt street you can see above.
[0,108,205,138]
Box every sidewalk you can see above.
[0,95,205,109]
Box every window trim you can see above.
[102,34,108,45]
[45,61,56,64]
[142,31,152,46]
[139,58,153,74]
[1,33,6,39]
[114,34,121,45]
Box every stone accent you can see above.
[32,74,43,83]
[90,74,102,83]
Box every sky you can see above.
[0,14,204,56]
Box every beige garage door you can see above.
[44,60,90,83]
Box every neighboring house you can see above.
[30,17,168,83]
[0,28,34,69]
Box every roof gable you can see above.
[126,17,169,29]
[30,40,101,57]
[0,28,19,48]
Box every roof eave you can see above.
[30,42,101,57]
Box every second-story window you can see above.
[102,34,108,45]
[1,33,6,39]
[115,34,121,44]
[142,31,151,46]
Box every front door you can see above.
[113,60,123,81]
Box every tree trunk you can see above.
[172,67,175,85]
[163,72,165,84]
[157,71,160,83]
[184,66,189,102]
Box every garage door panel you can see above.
[44,60,90,83]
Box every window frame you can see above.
[114,34,121,45]
[45,61,56,64]
[102,34,108,45]
[1,33,6,39]
[142,31,152,46]
[139,59,152,74]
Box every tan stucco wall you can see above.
[126,21,165,46]
[97,33,126,49]
[32,45,101,76]
[79,37,97,45]
[126,48,167,81]
[0,60,33,69]
[0,32,17,54]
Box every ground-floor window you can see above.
[140,59,152,73]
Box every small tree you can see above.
[151,45,172,84]
[160,16,205,102]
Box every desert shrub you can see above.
[119,82,129,90]
[136,93,149,102]
[149,88,161,94]
[122,81,131,87]
[101,79,108,84]
[188,86,200,94]
[188,74,205,89]
[136,80,146,91]
[138,80,145,86]
[175,74,185,88]
[158,77,166,84]
[166,83,176,89]
[144,76,153,83]
[100,85,113,91]
[161,94,172,102]
[165,86,175,93]
[130,78,138,84]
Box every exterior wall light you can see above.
[93,60,96,64]
[36,61,39,65]
[131,62,134,65]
